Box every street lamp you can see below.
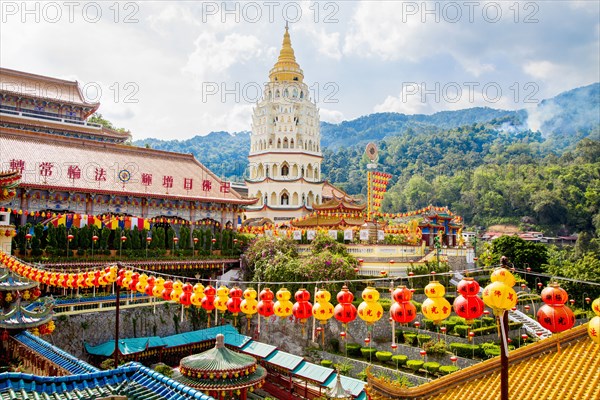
[67,231,74,258]
[119,233,127,258]
[92,235,98,258]
[211,237,216,253]
[173,236,179,254]
[389,259,395,276]
[145,236,152,258]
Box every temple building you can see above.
[244,25,324,223]
[0,67,256,233]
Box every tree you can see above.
[488,235,548,272]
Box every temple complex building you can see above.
[0,67,255,233]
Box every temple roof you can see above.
[180,334,257,373]
[269,25,304,83]
[366,324,599,400]
[321,181,361,203]
[0,130,255,205]
[313,198,366,211]
[0,67,99,115]
[0,298,54,330]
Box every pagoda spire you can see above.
[269,24,304,83]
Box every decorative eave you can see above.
[248,151,323,159]
[247,204,310,212]
[313,198,366,212]
[245,176,323,185]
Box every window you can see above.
[281,193,289,205]
[281,164,289,176]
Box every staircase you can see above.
[450,271,552,339]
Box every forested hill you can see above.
[134,83,599,233]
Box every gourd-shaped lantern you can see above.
[128,273,140,292]
[152,278,165,298]
[483,267,517,315]
[120,270,133,289]
[215,286,230,315]
[241,288,258,330]
[144,276,156,297]
[334,285,357,330]
[274,288,294,318]
[453,277,484,324]
[588,297,600,345]
[170,281,184,302]
[191,283,205,307]
[161,280,174,301]
[293,288,313,332]
[202,285,216,327]
[227,286,243,325]
[537,283,575,333]
[257,288,275,318]
[390,285,417,324]
[104,266,118,285]
[136,274,148,293]
[179,283,193,307]
[358,286,384,325]
[422,281,452,325]
[312,288,334,325]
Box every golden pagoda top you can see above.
[268,23,304,83]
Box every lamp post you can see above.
[193,237,199,254]
[145,236,152,258]
[119,233,126,258]
[211,237,216,253]
[92,235,98,258]
[389,259,394,277]
[67,231,74,258]
[173,236,179,254]
[25,233,32,250]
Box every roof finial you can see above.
[285,20,289,30]
[215,333,225,349]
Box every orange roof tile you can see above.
[367,324,599,400]
[321,181,359,203]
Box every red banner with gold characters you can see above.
[368,171,392,217]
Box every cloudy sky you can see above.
[2,1,598,140]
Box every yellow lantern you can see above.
[483,280,517,315]
[152,278,165,298]
[312,288,334,324]
[121,270,133,289]
[240,288,258,317]
[22,290,31,301]
[274,288,293,318]
[104,266,118,284]
[170,281,184,302]
[136,274,148,293]
[422,281,451,324]
[357,286,384,325]
[490,267,516,288]
[592,298,600,316]
[589,298,600,345]
[215,286,230,313]
[191,283,205,307]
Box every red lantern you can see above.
[161,281,173,301]
[201,285,216,313]
[174,237,179,244]
[450,356,458,363]
[521,334,528,341]
[146,236,152,244]
[334,285,357,327]
[67,234,74,242]
[257,288,275,317]
[145,277,155,296]
[419,350,426,357]
[364,337,370,345]
[227,287,243,316]
[390,286,417,324]
[292,288,312,326]
[537,283,574,333]
[25,233,32,240]
[340,332,347,338]
[453,278,484,324]
[128,273,140,292]
[193,237,199,244]
[211,238,216,244]
[179,283,193,306]
[2,330,9,341]
[92,235,99,242]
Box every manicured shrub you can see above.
[439,365,460,375]
[454,325,470,337]
[345,343,362,357]
[417,334,431,345]
[423,340,449,355]
[441,321,457,334]
[423,362,440,374]
[423,318,435,330]
[321,360,333,368]
[360,347,378,359]
[375,351,393,362]
[449,343,481,358]
[406,360,424,372]
[471,322,522,336]
[392,355,408,367]
[404,333,417,345]
[481,317,495,326]
[484,348,501,358]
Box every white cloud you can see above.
[319,108,345,123]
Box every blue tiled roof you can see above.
[0,362,215,400]
[240,339,277,358]
[14,331,99,375]
[292,361,334,384]
[323,372,366,397]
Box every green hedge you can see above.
[423,362,440,373]
[417,334,431,345]
[392,355,408,367]
[404,333,417,345]
[449,343,482,358]
[375,351,393,362]
[345,343,362,357]
[481,317,495,326]
[360,347,378,359]
[406,360,424,372]
[439,365,460,375]
[484,348,501,358]
[321,360,333,367]
[471,322,523,337]
[454,325,470,337]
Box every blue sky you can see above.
[1,1,598,140]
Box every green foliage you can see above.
[439,365,460,375]
[449,343,482,358]
[454,325,470,337]
[320,360,333,368]
[406,360,424,372]
[423,362,440,373]
[153,363,173,377]
[423,340,449,356]
[417,334,431,345]
[360,347,378,359]
[345,343,362,357]
[333,362,353,376]
[375,351,393,362]
[403,333,417,346]
[392,354,408,367]
[488,235,548,272]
